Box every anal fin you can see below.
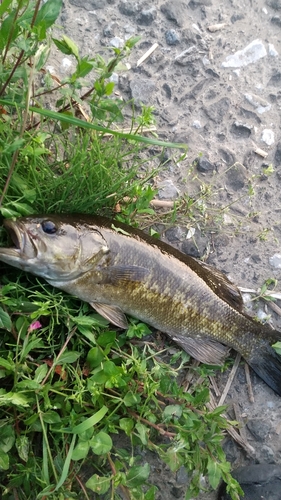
[169,334,230,365]
[90,302,128,329]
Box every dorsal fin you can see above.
[193,260,244,312]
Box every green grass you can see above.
[0,1,243,499]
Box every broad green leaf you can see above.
[0,10,19,52]
[0,423,15,452]
[42,411,61,424]
[57,351,80,364]
[71,314,108,327]
[126,463,150,488]
[273,341,281,355]
[86,474,111,494]
[34,363,48,383]
[145,486,158,500]
[135,423,148,445]
[0,0,13,17]
[207,458,222,489]
[97,330,116,347]
[90,431,112,455]
[163,405,183,421]
[20,336,44,360]
[105,82,115,95]
[34,0,62,29]
[72,406,108,434]
[119,418,134,435]
[86,347,104,369]
[0,450,9,470]
[74,58,94,79]
[34,44,51,70]
[123,391,141,407]
[2,138,25,154]
[193,387,209,405]
[159,448,185,472]
[0,307,12,332]
[16,380,42,390]
[16,436,29,462]
[209,405,227,417]
[77,326,98,344]
[0,391,29,407]
[71,440,90,461]
[0,357,14,371]
[52,35,79,59]
[0,207,20,218]
[9,201,34,215]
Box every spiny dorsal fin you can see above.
[195,260,243,312]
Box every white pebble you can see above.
[109,73,119,84]
[261,129,275,146]
[269,253,281,269]
[222,39,267,68]
[109,37,124,49]
[62,58,72,73]
[256,309,269,322]
[202,55,210,66]
[45,65,55,74]
[268,43,278,57]
[192,120,202,129]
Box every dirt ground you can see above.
[50,0,281,498]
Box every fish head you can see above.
[0,215,109,281]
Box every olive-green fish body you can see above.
[0,214,281,394]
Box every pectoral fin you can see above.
[90,302,128,329]
[170,334,230,365]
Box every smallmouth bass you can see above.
[1,214,281,395]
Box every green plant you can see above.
[0,281,242,499]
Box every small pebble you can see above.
[222,39,267,68]
[195,156,215,173]
[268,43,279,56]
[165,29,180,46]
[109,73,119,84]
[262,129,275,145]
[109,37,124,48]
[62,58,72,72]
[269,253,281,268]
[157,179,179,199]
[192,120,202,129]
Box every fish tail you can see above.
[246,335,281,396]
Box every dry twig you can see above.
[137,43,159,66]
[218,353,241,406]
[244,363,255,403]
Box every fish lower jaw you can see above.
[0,248,22,265]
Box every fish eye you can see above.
[41,220,57,235]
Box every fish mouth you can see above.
[0,219,21,255]
[0,219,36,260]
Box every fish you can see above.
[0,214,281,395]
